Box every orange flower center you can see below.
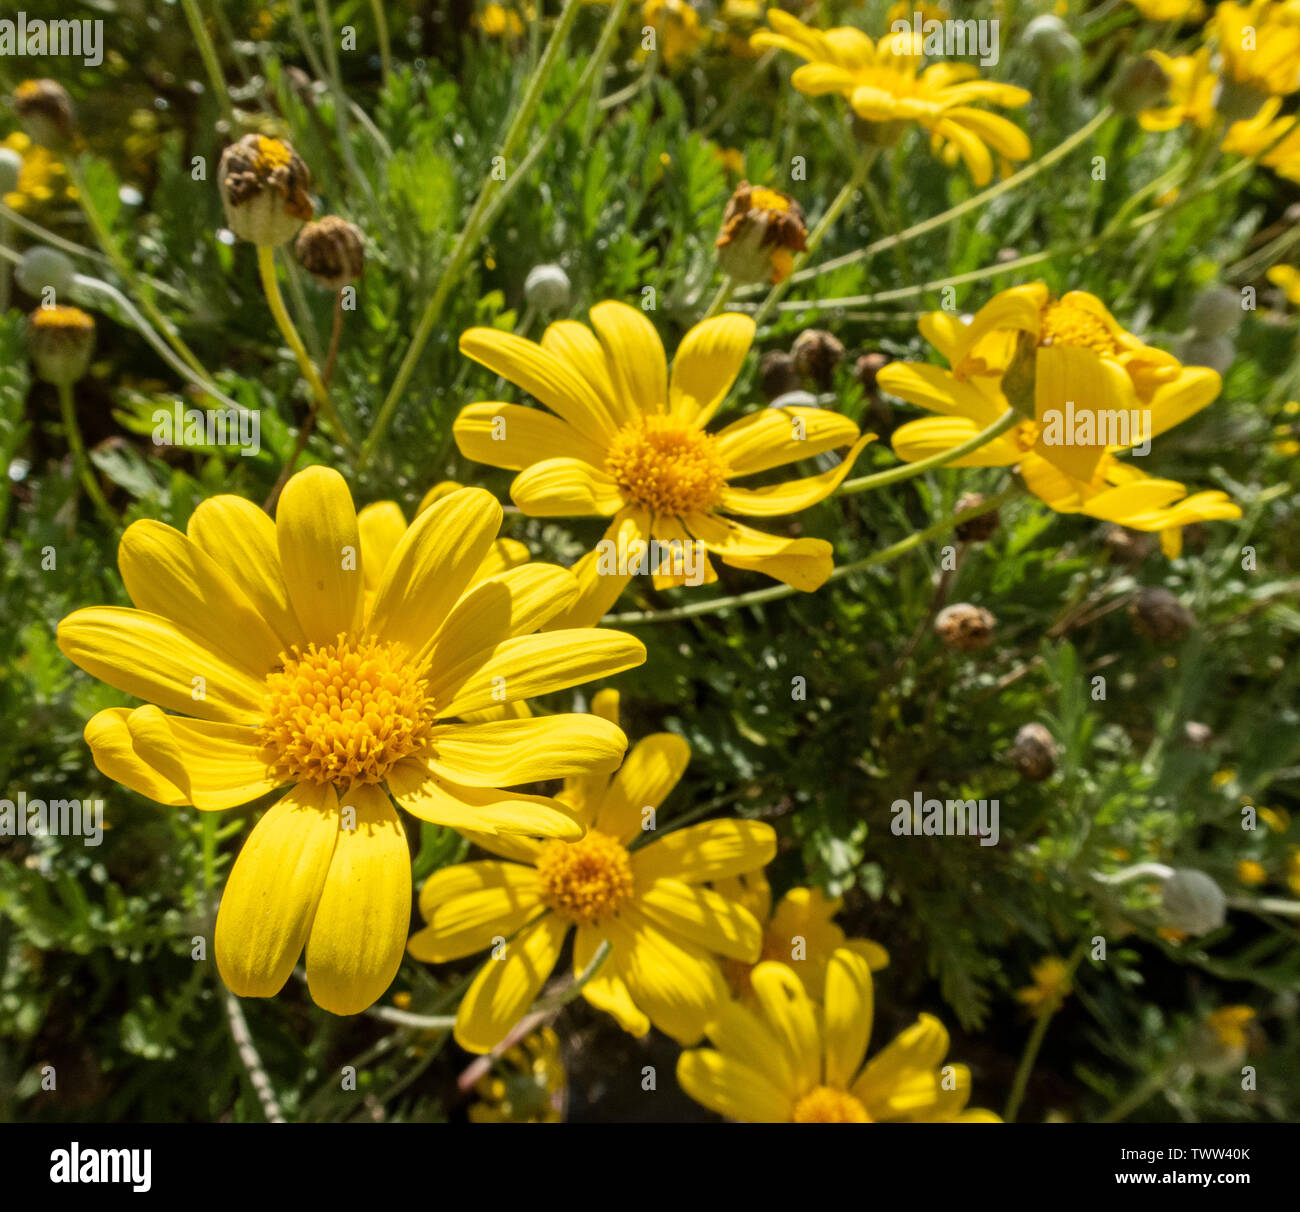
[259,635,432,787]
[792,1085,871,1123]
[605,416,728,515]
[534,831,635,927]
[253,135,293,173]
[1038,299,1122,357]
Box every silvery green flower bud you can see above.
[524,264,571,312]
[16,246,77,300]
[1188,286,1242,338]
[1161,868,1226,936]
[1023,15,1080,67]
[0,148,22,196]
[27,305,95,386]
[1111,57,1170,116]
[1178,332,1235,376]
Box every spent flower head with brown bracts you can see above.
[715,181,808,286]
[12,78,75,147]
[56,468,646,1016]
[218,134,315,246]
[454,302,875,626]
[295,215,366,290]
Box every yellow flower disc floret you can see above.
[1038,299,1122,357]
[605,415,729,515]
[792,1085,872,1123]
[534,831,635,927]
[260,635,433,786]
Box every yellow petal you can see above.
[305,783,412,1015]
[719,434,874,516]
[215,781,339,998]
[668,314,755,426]
[676,1049,793,1122]
[874,362,1005,424]
[510,457,625,517]
[539,508,650,629]
[890,415,1023,467]
[637,878,763,961]
[426,714,629,787]
[594,732,691,844]
[852,1012,950,1111]
[357,501,407,594]
[275,466,364,642]
[83,708,188,805]
[714,406,860,475]
[683,512,833,591]
[589,300,667,418]
[408,861,545,961]
[574,925,650,1036]
[633,819,776,883]
[541,319,632,426]
[823,947,875,1089]
[750,960,821,1092]
[453,400,609,471]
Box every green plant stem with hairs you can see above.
[56,380,117,527]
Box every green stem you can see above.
[56,380,117,527]
[256,244,356,451]
[1100,1059,1176,1123]
[1004,940,1087,1123]
[605,487,1022,625]
[702,275,735,320]
[180,0,236,129]
[838,411,1021,496]
[368,0,392,80]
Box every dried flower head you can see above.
[1009,723,1057,782]
[716,181,808,285]
[954,492,1001,543]
[218,134,314,246]
[1130,586,1196,642]
[934,603,997,651]
[295,215,365,290]
[13,79,75,145]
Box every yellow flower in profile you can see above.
[1015,956,1072,1014]
[1205,1005,1255,1050]
[1221,98,1300,183]
[409,690,776,1052]
[713,870,889,998]
[1128,0,1206,18]
[57,469,646,1016]
[1235,858,1267,886]
[750,11,1030,185]
[1212,1,1300,98]
[469,1028,567,1123]
[1138,50,1217,130]
[454,302,874,625]
[876,283,1240,553]
[643,0,704,67]
[677,947,1001,1122]
[476,3,526,38]
[1259,805,1291,832]
[1,131,69,210]
[1268,264,1300,304]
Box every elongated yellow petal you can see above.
[589,301,668,418]
[510,457,625,517]
[823,947,875,1090]
[575,925,650,1036]
[540,507,650,629]
[852,1012,950,1111]
[215,781,338,998]
[305,784,411,1016]
[706,997,796,1091]
[409,861,545,961]
[632,819,776,883]
[719,434,874,516]
[637,878,763,961]
[540,319,632,426]
[890,415,1023,466]
[676,1049,793,1123]
[714,406,860,475]
[357,501,408,594]
[453,401,609,471]
[387,760,584,839]
[84,708,188,806]
[668,314,755,426]
[683,512,833,591]
[750,961,821,1092]
[426,714,628,787]
[594,732,691,844]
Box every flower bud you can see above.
[1160,868,1226,936]
[791,328,845,389]
[27,305,95,386]
[218,134,314,246]
[0,147,22,196]
[934,603,996,651]
[1188,285,1242,338]
[954,492,1000,543]
[523,264,571,312]
[1023,15,1080,67]
[1177,332,1235,375]
[1009,723,1057,782]
[854,351,890,393]
[1130,586,1195,642]
[1110,56,1170,116]
[13,79,75,146]
[16,246,77,300]
[295,215,365,290]
[759,350,799,401]
[716,181,808,286]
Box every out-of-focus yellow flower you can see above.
[1212,1,1300,98]
[643,0,705,67]
[470,1028,567,1123]
[1,131,69,210]
[1205,1005,1255,1050]
[1212,768,1237,789]
[1221,97,1300,183]
[1259,805,1291,832]
[751,10,1030,185]
[712,870,889,999]
[713,146,746,175]
[476,3,527,37]
[1288,846,1300,896]
[1138,50,1217,130]
[1016,956,1072,1014]
[1235,859,1267,886]
[1268,265,1300,305]
[1128,0,1206,19]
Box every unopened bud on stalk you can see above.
[1110,57,1170,116]
[1130,586,1196,642]
[954,492,1001,543]
[523,264,571,312]
[1009,723,1058,782]
[295,216,365,290]
[16,247,77,300]
[27,305,95,386]
[1188,285,1241,338]
[855,351,890,393]
[759,350,799,400]
[1160,868,1227,936]
[12,79,75,146]
[1178,331,1235,375]
[218,134,314,246]
[1023,15,1080,67]
[934,603,996,651]
[791,328,844,389]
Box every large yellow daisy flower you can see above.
[56,468,646,1015]
[876,283,1240,551]
[677,946,1001,1122]
[409,689,777,1052]
[713,870,889,998]
[1212,1,1300,98]
[750,11,1031,185]
[454,302,873,626]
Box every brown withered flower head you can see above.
[934,603,997,652]
[218,134,314,246]
[13,79,75,146]
[295,215,365,290]
[716,181,808,285]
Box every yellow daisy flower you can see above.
[469,1027,567,1123]
[475,2,527,38]
[876,283,1240,549]
[409,689,777,1053]
[1235,858,1267,886]
[1015,955,1072,1014]
[1128,0,1206,19]
[1205,1005,1255,1050]
[454,302,874,626]
[1,130,69,210]
[677,946,1001,1122]
[1212,1,1300,99]
[713,870,889,998]
[56,468,646,1016]
[1268,264,1300,305]
[750,10,1031,185]
[1138,49,1218,131]
[643,0,704,67]
[1221,97,1300,183]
